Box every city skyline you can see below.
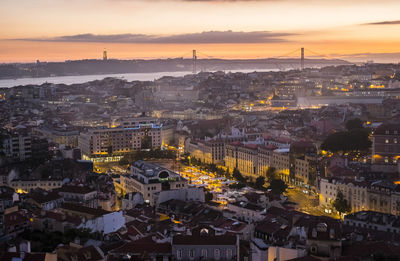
[3,0,400,257]
[2,0,400,62]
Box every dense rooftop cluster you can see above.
[1,63,400,260]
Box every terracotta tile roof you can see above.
[374,123,400,135]
[28,191,62,204]
[42,211,82,226]
[56,185,96,194]
[111,236,171,254]
[342,241,400,257]
[307,218,342,241]
[4,211,29,227]
[244,144,258,150]
[60,203,111,218]
[173,233,236,246]
[126,220,149,234]
[213,218,247,232]
[60,245,104,261]
[255,220,282,235]
[264,144,278,150]
[287,256,322,261]
[328,165,356,178]
[230,141,244,146]
[23,253,46,261]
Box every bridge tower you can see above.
[192,49,197,74]
[103,49,108,61]
[301,47,304,70]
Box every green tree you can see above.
[141,135,152,150]
[205,191,213,202]
[216,167,224,176]
[266,167,277,182]
[345,118,363,131]
[321,129,371,153]
[225,168,231,178]
[0,133,5,156]
[229,182,246,190]
[233,168,246,183]
[268,179,287,196]
[209,163,217,172]
[255,176,266,190]
[40,167,53,179]
[332,191,351,215]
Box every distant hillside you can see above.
[0,58,351,79]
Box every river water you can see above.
[0,68,282,88]
[0,71,192,88]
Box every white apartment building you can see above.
[60,203,125,234]
[56,185,98,208]
[344,211,400,234]
[236,144,259,179]
[120,160,188,205]
[320,178,370,214]
[2,133,32,161]
[272,149,291,183]
[185,139,225,164]
[225,142,290,181]
[78,117,163,162]
[225,142,261,180]
[10,179,62,193]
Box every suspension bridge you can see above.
[176,47,342,74]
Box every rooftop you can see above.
[173,234,236,246]
[28,190,62,204]
[56,185,97,194]
[345,210,400,227]
[60,203,111,218]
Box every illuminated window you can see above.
[385,139,389,144]
[385,157,389,163]
[395,139,398,144]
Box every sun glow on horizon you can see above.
[2,0,400,62]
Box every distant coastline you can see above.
[0,58,351,82]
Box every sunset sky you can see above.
[2,0,400,63]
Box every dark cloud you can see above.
[114,0,280,1]
[330,52,400,63]
[12,31,295,44]
[181,0,276,1]
[362,20,400,25]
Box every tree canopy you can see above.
[205,191,213,202]
[268,179,288,196]
[255,176,266,190]
[119,149,176,165]
[321,129,371,153]
[345,118,364,131]
[233,167,247,183]
[332,191,351,215]
[266,167,278,182]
